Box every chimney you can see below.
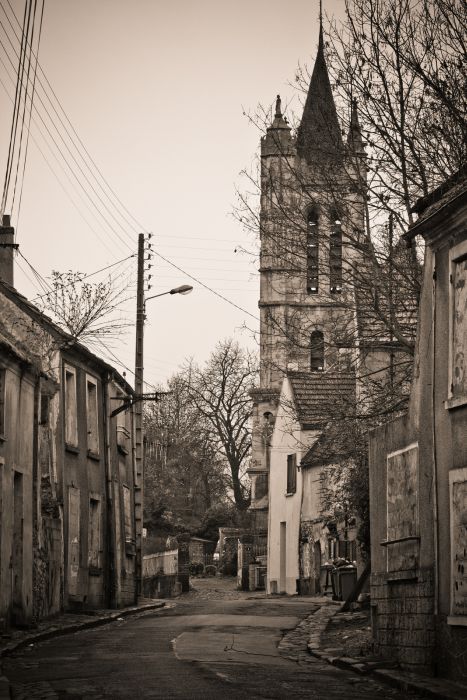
[0,214,17,287]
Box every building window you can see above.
[310,331,324,371]
[88,496,101,570]
[286,454,297,494]
[40,393,50,426]
[123,484,133,544]
[86,375,99,455]
[306,208,319,294]
[451,247,467,402]
[0,368,5,437]
[64,365,78,447]
[330,211,343,292]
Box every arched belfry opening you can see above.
[306,208,319,294]
[310,330,324,371]
[329,209,343,293]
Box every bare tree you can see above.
[144,375,229,537]
[40,270,131,343]
[181,339,258,512]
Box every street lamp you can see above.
[144,284,193,308]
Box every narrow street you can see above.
[2,579,411,699]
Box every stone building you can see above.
[0,216,139,623]
[0,326,41,627]
[250,20,418,593]
[369,168,467,679]
[249,22,366,547]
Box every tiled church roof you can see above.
[288,370,356,423]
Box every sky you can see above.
[0,0,344,390]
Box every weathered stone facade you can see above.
[369,169,467,680]
[0,231,139,622]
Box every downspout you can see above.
[103,372,116,608]
[430,253,439,623]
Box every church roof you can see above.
[296,25,344,165]
[287,370,356,424]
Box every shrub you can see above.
[189,561,204,576]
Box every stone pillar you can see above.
[177,533,190,593]
[237,535,254,590]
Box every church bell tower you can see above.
[248,19,366,535]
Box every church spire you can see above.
[296,10,343,165]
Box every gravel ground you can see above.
[321,608,375,658]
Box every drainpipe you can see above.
[430,253,439,620]
[103,372,117,608]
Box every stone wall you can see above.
[371,567,435,674]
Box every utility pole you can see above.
[134,232,145,595]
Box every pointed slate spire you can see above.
[296,18,343,165]
[347,98,365,155]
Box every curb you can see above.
[308,612,467,700]
[0,600,165,660]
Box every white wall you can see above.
[267,377,318,595]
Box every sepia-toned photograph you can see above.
[0,0,465,697]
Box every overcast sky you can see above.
[0,0,343,389]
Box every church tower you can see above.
[249,23,366,534]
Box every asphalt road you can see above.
[3,585,411,699]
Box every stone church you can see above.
[248,22,417,594]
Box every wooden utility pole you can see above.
[134,233,145,594]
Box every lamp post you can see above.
[134,233,193,596]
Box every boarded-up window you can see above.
[123,485,133,543]
[386,445,419,572]
[68,486,80,596]
[64,366,78,447]
[287,454,297,494]
[307,209,319,294]
[310,331,324,371]
[88,497,101,569]
[449,468,467,617]
[86,376,99,454]
[452,255,467,399]
[0,368,5,436]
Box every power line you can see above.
[4,0,146,235]
[14,0,45,232]
[153,250,259,322]
[30,253,136,301]
[0,64,129,256]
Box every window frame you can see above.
[310,330,324,372]
[85,374,100,456]
[306,208,319,294]
[286,453,297,495]
[64,364,78,448]
[446,239,467,410]
[88,494,102,572]
[329,211,343,293]
[0,367,5,438]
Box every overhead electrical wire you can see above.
[0,1,259,328]
[0,64,128,256]
[13,0,45,230]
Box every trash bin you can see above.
[332,565,357,601]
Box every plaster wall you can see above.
[0,355,36,626]
[267,378,317,595]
